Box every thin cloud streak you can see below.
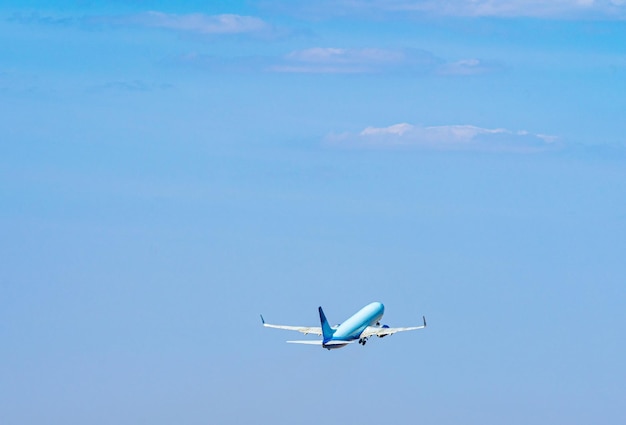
[9,11,275,36]
[89,80,174,93]
[270,47,498,75]
[376,0,626,18]
[122,12,269,35]
[437,59,500,76]
[270,47,436,74]
[264,0,626,19]
[326,123,560,153]
[171,46,497,76]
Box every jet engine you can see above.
[377,324,390,338]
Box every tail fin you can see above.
[318,306,334,341]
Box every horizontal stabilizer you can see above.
[324,339,357,345]
[286,340,324,345]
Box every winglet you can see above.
[423,316,427,327]
[260,314,265,325]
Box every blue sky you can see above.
[1,1,625,424]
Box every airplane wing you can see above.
[360,316,427,338]
[260,315,323,336]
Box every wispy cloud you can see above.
[10,11,276,37]
[326,123,560,153]
[170,46,498,76]
[264,0,626,19]
[269,47,498,75]
[437,59,499,76]
[405,0,626,18]
[90,80,173,93]
[270,47,438,74]
[8,12,76,27]
[116,12,270,35]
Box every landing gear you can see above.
[358,338,368,346]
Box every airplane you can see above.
[260,301,426,350]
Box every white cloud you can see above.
[270,47,438,73]
[171,46,498,76]
[10,11,274,36]
[361,123,415,136]
[270,47,496,75]
[437,59,498,76]
[326,123,560,152]
[276,0,626,19]
[287,47,406,63]
[121,12,270,35]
